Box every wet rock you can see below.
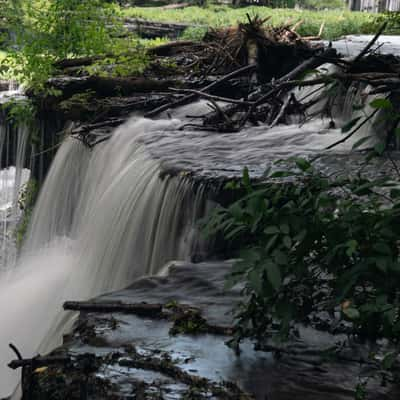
[23,261,400,400]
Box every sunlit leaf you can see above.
[370,98,392,110]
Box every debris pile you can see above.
[146,21,400,149]
[42,17,400,150]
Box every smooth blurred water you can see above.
[0,35,399,397]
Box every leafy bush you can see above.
[362,11,400,35]
[1,0,122,91]
[205,159,400,347]
[298,0,345,10]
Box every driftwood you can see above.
[145,63,257,117]
[45,75,182,99]
[63,301,163,317]
[124,17,197,39]
[149,40,199,56]
[142,21,397,140]
[51,18,398,152]
[64,300,233,335]
[9,355,70,370]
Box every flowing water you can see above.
[0,118,208,395]
[0,36,398,397]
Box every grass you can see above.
[0,50,7,60]
[121,4,376,40]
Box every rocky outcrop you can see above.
[13,261,400,400]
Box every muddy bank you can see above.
[13,261,400,400]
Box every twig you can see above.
[9,343,23,361]
[326,109,379,150]
[268,93,293,128]
[353,22,388,64]
[170,88,254,106]
[63,301,162,317]
[9,355,70,370]
[145,63,257,118]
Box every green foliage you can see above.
[1,0,122,92]
[298,0,345,10]
[181,26,208,41]
[362,11,400,35]
[15,179,38,248]
[84,40,150,78]
[205,160,400,346]
[122,4,374,40]
[2,98,37,127]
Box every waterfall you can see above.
[0,116,30,270]
[0,116,208,396]
[0,36,398,396]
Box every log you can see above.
[123,18,198,39]
[9,356,70,370]
[149,40,199,57]
[54,56,103,70]
[63,301,163,317]
[46,76,182,99]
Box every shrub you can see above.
[1,0,122,91]
[205,159,400,347]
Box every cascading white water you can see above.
[0,116,208,396]
[0,118,30,270]
[0,36,399,397]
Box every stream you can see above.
[0,35,399,398]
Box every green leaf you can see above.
[382,352,398,370]
[225,225,245,240]
[248,269,262,294]
[274,250,288,266]
[294,229,307,243]
[346,240,358,257]
[283,236,292,249]
[298,69,321,80]
[224,274,242,290]
[224,181,239,190]
[295,157,312,172]
[263,261,282,291]
[353,180,379,195]
[264,226,280,235]
[240,249,261,264]
[270,171,296,178]
[265,234,279,252]
[374,142,386,155]
[341,117,362,133]
[370,98,392,110]
[280,223,290,234]
[229,203,243,219]
[242,167,251,188]
[343,307,360,320]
